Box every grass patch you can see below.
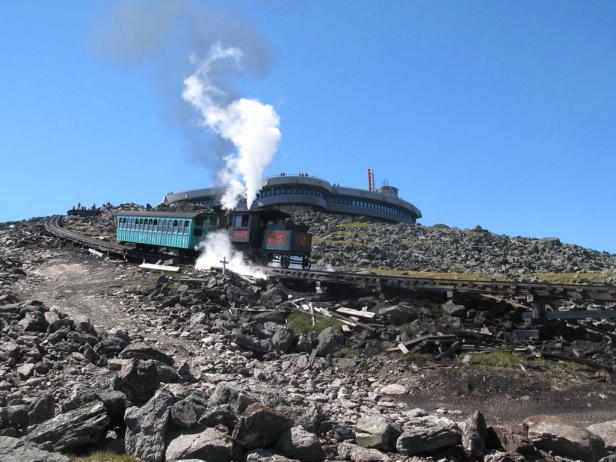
[470,352,525,368]
[72,452,139,462]
[337,221,372,229]
[468,352,589,375]
[393,352,434,362]
[361,267,489,281]
[287,311,342,335]
[532,272,609,284]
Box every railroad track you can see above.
[44,215,616,303]
[44,215,187,263]
[263,267,616,302]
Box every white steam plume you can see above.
[182,43,281,209]
[195,231,267,279]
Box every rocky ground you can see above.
[1,211,616,461]
[298,212,616,283]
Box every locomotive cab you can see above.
[229,209,312,269]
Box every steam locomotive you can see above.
[115,208,312,269]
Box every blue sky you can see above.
[1,1,615,253]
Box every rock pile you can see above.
[296,212,616,281]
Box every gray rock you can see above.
[28,394,55,425]
[441,300,466,317]
[260,287,288,305]
[26,400,109,451]
[165,427,233,462]
[232,403,293,449]
[17,363,35,380]
[460,411,488,457]
[315,326,345,357]
[0,435,70,462]
[94,336,128,357]
[113,359,159,404]
[483,450,527,462]
[337,441,390,461]
[297,403,327,434]
[247,449,300,461]
[124,390,174,462]
[209,382,257,414]
[272,328,295,353]
[96,390,127,426]
[355,413,400,451]
[276,426,326,462]
[209,382,242,407]
[199,404,238,431]
[588,420,616,451]
[118,343,174,366]
[73,315,98,337]
[492,424,537,458]
[47,318,73,333]
[18,311,48,332]
[5,404,29,429]
[66,331,98,346]
[170,396,207,429]
[396,415,461,455]
[524,414,605,462]
[378,305,418,325]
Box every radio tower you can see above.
[368,169,375,192]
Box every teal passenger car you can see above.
[115,211,218,250]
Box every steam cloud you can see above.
[195,231,267,279]
[182,44,281,209]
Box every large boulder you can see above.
[492,424,537,457]
[588,420,616,451]
[232,403,293,449]
[315,326,345,357]
[0,435,69,462]
[209,382,258,414]
[118,343,174,366]
[276,426,326,462]
[124,390,174,462]
[94,335,128,357]
[18,311,49,332]
[460,411,488,457]
[113,359,159,404]
[355,413,400,451]
[524,415,605,461]
[26,400,109,451]
[337,442,390,461]
[170,393,208,429]
[165,427,233,462]
[28,393,56,425]
[271,328,295,353]
[396,415,461,455]
[96,390,128,426]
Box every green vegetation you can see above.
[287,311,342,334]
[532,272,609,284]
[469,352,589,375]
[470,351,525,368]
[337,221,372,229]
[72,452,139,462]
[362,267,489,281]
[393,352,433,362]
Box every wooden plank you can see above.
[336,307,376,319]
[139,263,180,273]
